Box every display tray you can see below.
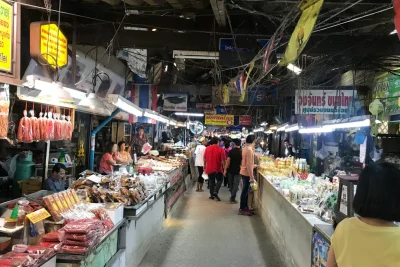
[56,218,126,261]
[124,182,169,217]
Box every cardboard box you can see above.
[105,203,124,225]
[18,178,42,195]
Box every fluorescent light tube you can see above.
[108,94,143,116]
[143,109,169,123]
[299,127,332,134]
[253,127,264,132]
[285,124,300,132]
[64,87,86,99]
[287,63,302,75]
[169,120,177,126]
[264,130,273,134]
[323,119,370,129]
[277,124,288,132]
[175,112,204,117]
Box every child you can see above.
[327,162,400,267]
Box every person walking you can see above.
[326,162,400,267]
[239,135,255,216]
[194,137,208,192]
[224,139,242,204]
[204,137,225,201]
[223,140,232,187]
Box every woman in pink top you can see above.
[239,135,255,216]
[99,142,118,174]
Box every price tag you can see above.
[26,208,51,224]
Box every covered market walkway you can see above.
[138,184,284,267]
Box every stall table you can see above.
[255,171,334,267]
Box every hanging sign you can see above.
[295,89,356,114]
[205,114,234,126]
[163,93,187,112]
[239,115,252,126]
[0,0,12,72]
[373,70,400,114]
[30,22,68,69]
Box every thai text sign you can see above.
[30,22,68,69]
[239,115,252,126]
[205,114,234,126]
[373,71,400,114]
[295,90,355,114]
[0,0,12,72]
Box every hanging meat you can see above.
[30,109,40,141]
[17,110,32,143]
[46,110,54,141]
[54,112,62,140]
[66,114,72,140]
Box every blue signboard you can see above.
[248,87,277,106]
[219,38,252,52]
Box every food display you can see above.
[17,106,73,143]
[0,84,9,139]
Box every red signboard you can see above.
[239,115,252,126]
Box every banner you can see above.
[163,93,187,112]
[239,115,252,126]
[295,89,356,114]
[0,0,12,72]
[373,70,400,114]
[205,115,234,126]
[279,0,324,66]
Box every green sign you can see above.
[373,70,400,115]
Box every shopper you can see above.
[224,139,242,204]
[239,135,255,216]
[194,137,208,192]
[204,137,225,201]
[327,162,400,267]
[44,163,66,192]
[223,140,232,187]
[117,141,133,165]
[99,142,118,174]
[283,139,295,157]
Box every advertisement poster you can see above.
[0,0,12,72]
[205,115,234,126]
[163,93,187,112]
[239,115,252,126]
[311,231,330,267]
[295,89,357,114]
[373,70,400,114]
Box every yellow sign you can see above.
[40,24,68,69]
[26,208,51,224]
[279,0,324,66]
[0,0,13,72]
[205,115,234,126]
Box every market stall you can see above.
[255,156,337,267]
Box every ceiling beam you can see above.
[210,0,226,27]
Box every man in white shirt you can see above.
[194,137,208,192]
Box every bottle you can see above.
[133,146,137,164]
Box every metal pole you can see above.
[89,108,121,171]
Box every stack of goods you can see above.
[0,244,55,266]
[294,158,310,180]
[59,219,109,254]
[42,190,81,222]
[17,106,73,143]
[137,155,186,172]
[71,174,150,206]
[259,157,294,182]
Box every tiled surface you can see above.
[138,182,284,267]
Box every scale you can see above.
[333,175,359,227]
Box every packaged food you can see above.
[46,110,54,141]
[64,236,99,248]
[52,194,66,213]
[71,190,81,203]
[61,192,73,209]
[17,110,32,143]
[57,193,69,211]
[37,242,59,248]
[60,245,88,254]
[43,196,62,221]
[41,231,63,242]
[64,231,100,241]
[30,109,40,142]
[54,113,61,140]
[61,219,103,234]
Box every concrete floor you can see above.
[138,182,284,267]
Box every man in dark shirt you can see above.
[224,139,242,203]
[44,163,66,192]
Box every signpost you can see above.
[205,114,234,126]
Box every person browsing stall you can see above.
[44,163,66,192]
[130,126,149,156]
[327,162,400,267]
[194,137,208,192]
[117,141,133,165]
[99,142,118,174]
[239,135,256,216]
[204,137,225,201]
[224,138,242,204]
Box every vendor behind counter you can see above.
[44,163,66,192]
[130,126,149,156]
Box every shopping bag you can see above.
[202,173,209,180]
[250,180,259,191]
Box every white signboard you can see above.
[163,93,187,112]
[295,90,356,114]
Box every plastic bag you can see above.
[46,110,54,141]
[62,219,103,234]
[202,173,209,180]
[17,110,32,143]
[64,231,100,242]
[250,180,259,191]
[141,143,152,154]
[41,232,64,242]
[30,109,40,142]
[37,242,59,248]
[0,154,18,178]
[60,245,88,254]
[66,114,72,140]
[63,235,99,247]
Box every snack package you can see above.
[64,230,101,242]
[41,231,64,242]
[37,242,59,249]
[57,193,70,211]
[63,235,99,248]
[43,195,62,221]
[90,208,114,230]
[52,194,66,213]
[53,113,61,141]
[46,110,54,141]
[17,110,32,143]
[61,219,104,234]
[61,192,73,209]
[60,245,88,254]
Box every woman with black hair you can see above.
[117,141,133,165]
[327,162,400,267]
[99,142,119,174]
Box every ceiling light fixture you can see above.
[277,124,288,132]
[285,124,300,132]
[143,109,169,123]
[253,127,264,132]
[173,62,177,67]
[108,94,142,116]
[152,28,157,32]
[173,50,219,60]
[299,127,332,134]
[78,93,112,115]
[323,117,370,129]
[164,65,168,72]
[287,63,302,75]
[260,121,268,126]
[175,112,204,117]
[264,130,273,134]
